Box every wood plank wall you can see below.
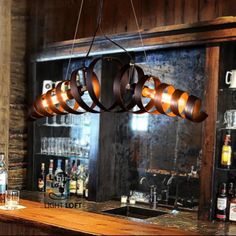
[0,1,11,166]
[31,0,236,46]
[8,0,29,189]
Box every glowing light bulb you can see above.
[42,86,70,108]
[42,99,48,108]
[161,93,171,104]
[142,87,156,99]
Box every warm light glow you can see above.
[42,98,48,108]
[142,87,174,105]
[141,85,188,118]
[161,93,171,104]
[142,87,173,103]
[142,87,155,99]
[61,92,70,101]
[178,93,188,116]
[41,91,70,108]
[56,91,69,104]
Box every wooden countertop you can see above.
[0,199,196,235]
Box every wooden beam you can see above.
[34,17,236,62]
[198,46,220,220]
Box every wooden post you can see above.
[0,0,11,167]
[198,46,220,220]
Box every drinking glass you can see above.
[84,113,91,126]
[55,138,62,156]
[68,138,73,155]
[73,115,80,126]
[45,117,49,126]
[48,137,56,155]
[52,116,57,126]
[5,190,20,210]
[62,138,69,156]
[65,114,71,126]
[224,110,236,128]
[41,137,47,154]
[71,138,79,155]
[57,115,65,126]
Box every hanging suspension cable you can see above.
[84,0,134,62]
[84,0,103,61]
[130,0,150,69]
[65,0,84,80]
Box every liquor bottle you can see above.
[76,164,85,196]
[227,182,234,220]
[229,187,236,222]
[216,183,228,221]
[54,159,63,176]
[84,173,89,199]
[0,154,7,202]
[54,159,64,196]
[220,134,232,169]
[46,159,54,193]
[64,159,70,197]
[228,182,234,199]
[69,160,78,195]
[38,163,45,192]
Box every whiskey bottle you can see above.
[83,166,89,199]
[54,159,63,176]
[220,134,232,169]
[84,173,89,199]
[229,187,236,222]
[216,183,228,221]
[76,164,85,196]
[38,163,45,192]
[64,159,70,197]
[46,159,54,193]
[54,159,64,196]
[228,182,234,199]
[69,159,77,195]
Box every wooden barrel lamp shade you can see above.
[29,57,208,123]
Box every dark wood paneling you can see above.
[35,17,236,62]
[0,222,49,235]
[199,0,219,22]
[199,46,220,220]
[183,0,199,23]
[29,0,236,46]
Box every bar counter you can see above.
[0,194,194,235]
[0,191,234,235]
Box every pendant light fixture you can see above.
[29,0,208,123]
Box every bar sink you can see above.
[102,206,168,219]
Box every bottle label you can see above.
[77,179,84,195]
[0,173,7,194]
[70,180,76,193]
[229,203,236,221]
[216,214,226,219]
[221,146,232,166]
[217,197,227,210]
[0,173,6,185]
[38,179,44,189]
